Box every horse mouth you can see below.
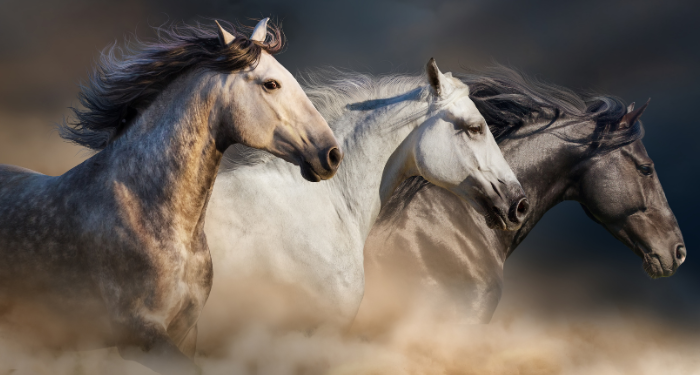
[639,244,674,278]
[484,209,507,230]
[642,255,666,279]
[300,160,321,182]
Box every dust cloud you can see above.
[0,272,698,375]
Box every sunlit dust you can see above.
[0,272,698,375]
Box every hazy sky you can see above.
[0,0,698,327]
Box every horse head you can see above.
[215,18,342,181]
[577,101,686,277]
[399,59,529,230]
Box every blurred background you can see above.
[0,0,697,337]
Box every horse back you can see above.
[0,161,60,242]
[0,163,69,277]
[0,164,53,206]
[0,164,41,178]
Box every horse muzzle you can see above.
[639,242,685,278]
[299,146,343,182]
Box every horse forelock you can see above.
[585,96,645,153]
[60,20,285,151]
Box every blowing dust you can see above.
[0,270,698,375]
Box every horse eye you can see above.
[263,80,280,90]
[467,124,483,135]
[639,165,653,176]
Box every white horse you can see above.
[201,59,529,345]
[0,19,339,375]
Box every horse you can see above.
[357,66,687,328]
[0,19,341,375]
[200,59,528,349]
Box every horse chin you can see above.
[300,162,321,182]
[642,252,673,279]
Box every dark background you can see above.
[0,0,697,328]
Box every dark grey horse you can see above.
[0,20,340,374]
[358,67,686,326]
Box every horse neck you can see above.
[497,117,593,256]
[94,71,224,238]
[330,92,427,238]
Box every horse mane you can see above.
[302,69,432,127]
[60,20,284,150]
[379,65,645,221]
[222,69,432,170]
[457,65,642,150]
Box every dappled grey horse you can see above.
[0,19,340,374]
[359,67,686,326]
[201,60,528,346]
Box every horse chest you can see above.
[152,238,212,303]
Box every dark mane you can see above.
[380,65,645,221]
[59,21,284,150]
[457,66,642,149]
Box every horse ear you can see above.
[215,20,236,46]
[250,18,269,42]
[619,98,650,129]
[426,57,446,97]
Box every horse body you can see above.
[202,62,528,346]
[0,20,340,374]
[358,69,686,327]
[0,72,219,358]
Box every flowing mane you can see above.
[380,65,645,220]
[60,21,284,150]
[458,66,643,150]
[302,69,432,126]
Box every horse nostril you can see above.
[517,198,529,215]
[675,245,686,263]
[326,147,343,170]
[508,197,529,224]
